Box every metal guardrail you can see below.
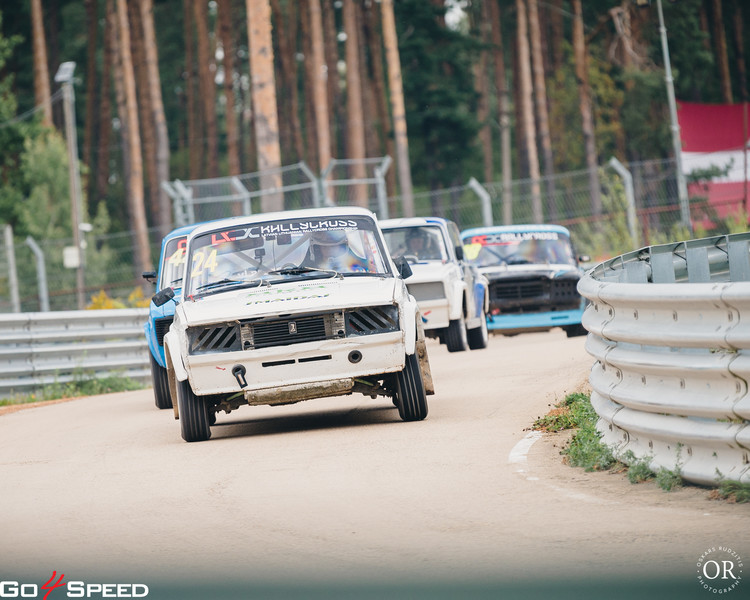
[578,232,750,486]
[0,308,150,398]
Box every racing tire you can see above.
[467,313,489,350]
[149,353,172,410]
[394,353,428,422]
[177,379,211,442]
[565,323,588,338]
[444,317,468,352]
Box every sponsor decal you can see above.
[467,231,560,246]
[246,284,331,306]
[0,573,149,599]
[696,546,743,595]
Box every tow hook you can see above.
[232,364,248,388]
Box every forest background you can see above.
[0,0,748,310]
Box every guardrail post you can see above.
[468,177,493,227]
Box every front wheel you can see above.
[444,317,468,352]
[149,353,172,409]
[467,313,489,350]
[394,353,428,422]
[177,379,211,442]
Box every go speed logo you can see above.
[696,546,743,594]
[0,573,148,599]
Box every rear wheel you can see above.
[177,379,211,442]
[394,353,428,422]
[444,316,468,352]
[149,353,172,409]
[467,313,489,350]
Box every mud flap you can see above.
[416,319,435,395]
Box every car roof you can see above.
[163,223,201,242]
[187,206,379,239]
[461,224,572,238]
[380,217,452,229]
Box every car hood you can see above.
[478,263,581,281]
[178,277,400,326]
[405,261,456,284]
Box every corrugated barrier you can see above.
[578,232,750,485]
[0,308,150,398]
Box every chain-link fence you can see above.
[3,156,746,313]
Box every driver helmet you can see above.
[309,230,348,258]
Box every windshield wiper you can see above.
[194,278,265,295]
[269,266,341,278]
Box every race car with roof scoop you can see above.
[380,217,489,352]
[460,224,588,337]
[158,207,434,442]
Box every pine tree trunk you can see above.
[572,0,602,219]
[246,0,283,212]
[128,1,158,229]
[301,1,319,174]
[364,2,397,201]
[139,0,171,235]
[474,1,493,185]
[95,6,113,210]
[712,0,734,104]
[381,0,414,217]
[184,0,201,179]
[31,0,52,127]
[309,0,331,173]
[489,0,513,224]
[194,0,219,178]
[217,0,241,178]
[528,0,556,220]
[516,0,543,223]
[322,0,343,160]
[84,0,98,189]
[342,0,368,208]
[112,0,152,274]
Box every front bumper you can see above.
[487,308,584,333]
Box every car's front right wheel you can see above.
[394,353,428,422]
[177,379,211,442]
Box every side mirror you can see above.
[578,255,591,263]
[455,246,464,261]
[152,287,175,307]
[142,270,157,284]
[394,256,413,279]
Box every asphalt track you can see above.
[1,331,747,600]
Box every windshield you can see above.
[184,215,392,297]
[382,226,448,262]
[462,230,577,267]
[159,236,188,288]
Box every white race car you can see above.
[157,207,433,442]
[381,217,489,352]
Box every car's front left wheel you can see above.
[177,379,211,442]
[149,353,172,409]
[394,353,428,422]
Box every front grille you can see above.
[407,281,445,302]
[187,305,398,354]
[489,277,580,312]
[154,317,173,346]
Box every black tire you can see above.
[467,313,489,350]
[149,353,172,409]
[444,317,468,352]
[565,323,588,338]
[394,353,428,422]
[177,379,211,442]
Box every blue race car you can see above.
[142,224,198,408]
[461,224,588,337]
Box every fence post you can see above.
[3,225,20,313]
[608,157,640,248]
[468,178,494,227]
[24,236,50,312]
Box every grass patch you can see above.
[533,392,616,471]
[712,480,750,503]
[1,373,146,407]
